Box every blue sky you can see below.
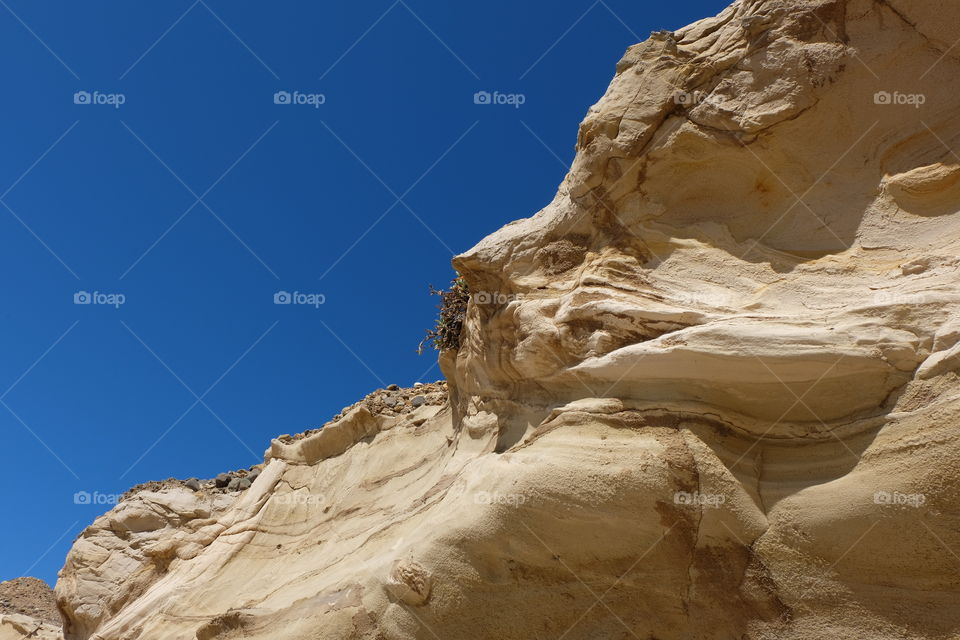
[0,0,729,586]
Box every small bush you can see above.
[418,276,469,354]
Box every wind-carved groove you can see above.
[754,447,767,515]
[682,431,704,617]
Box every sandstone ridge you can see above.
[27,1,960,638]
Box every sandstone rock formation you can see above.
[48,0,960,638]
[0,578,59,625]
[0,614,60,640]
[0,578,60,640]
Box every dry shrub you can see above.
[418,276,469,354]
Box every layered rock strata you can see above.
[50,1,960,638]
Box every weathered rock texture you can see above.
[0,578,59,625]
[0,614,60,640]
[0,578,60,640]
[52,0,960,638]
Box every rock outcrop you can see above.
[50,0,960,638]
[0,578,60,640]
[0,614,60,640]
[0,578,59,626]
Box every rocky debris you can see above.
[350,380,448,418]
[226,477,252,492]
[119,478,187,501]
[121,465,265,502]
[281,381,448,443]
[0,577,59,625]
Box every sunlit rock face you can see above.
[55,1,960,639]
[452,0,960,433]
[450,0,960,634]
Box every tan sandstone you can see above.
[40,0,960,638]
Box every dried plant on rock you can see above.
[418,276,469,354]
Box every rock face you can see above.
[0,614,60,640]
[53,0,960,638]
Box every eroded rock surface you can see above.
[0,614,60,640]
[54,1,960,638]
[0,578,59,626]
[0,578,60,640]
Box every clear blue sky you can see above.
[0,0,729,586]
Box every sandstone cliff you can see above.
[41,0,960,638]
